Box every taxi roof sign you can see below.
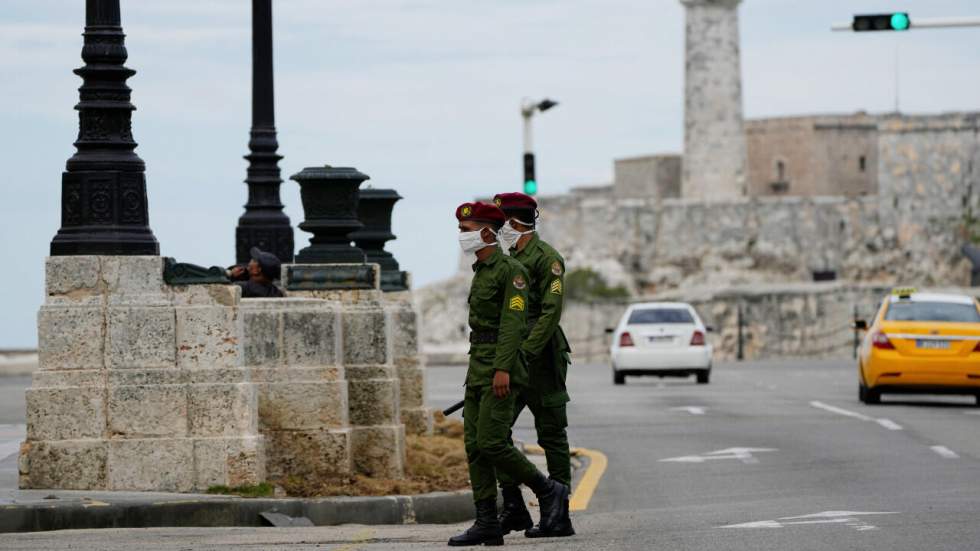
[891,287,917,298]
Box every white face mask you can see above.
[458,228,496,254]
[498,220,535,252]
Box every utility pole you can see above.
[520,98,558,196]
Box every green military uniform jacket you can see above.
[466,247,531,389]
[511,233,571,406]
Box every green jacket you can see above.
[511,233,571,405]
[466,247,530,388]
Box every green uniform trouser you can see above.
[497,341,571,488]
[464,384,541,502]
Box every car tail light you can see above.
[690,330,705,346]
[871,331,894,350]
[974,341,980,352]
[619,332,634,347]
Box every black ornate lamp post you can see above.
[235,0,294,264]
[352,189,408,292]
[50,0,159,255]
[291,166,368,264]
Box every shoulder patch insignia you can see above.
[550,279,562,295]
[509,295,526,311]
[551,261,563,276]
[512,275,526,290]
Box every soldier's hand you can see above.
[229,266,245,278]
[492,370,510,398]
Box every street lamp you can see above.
[521,98,559,196]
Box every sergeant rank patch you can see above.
[509,296,526,311]
[551,261,563,276]
[550,279,562,295]
[512,275,526,290]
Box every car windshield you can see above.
[628,308,694,324]
[885,301,980,323]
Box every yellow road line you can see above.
[522,443,607,511]
[569,447,607,512]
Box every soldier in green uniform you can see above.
[449,201,570,547]
[492,192,574,538]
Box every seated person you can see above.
[228,247,284,298]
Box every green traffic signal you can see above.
[891,12,910,30]
[524,180,538,195]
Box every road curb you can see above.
[0,490,475,533]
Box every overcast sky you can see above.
[1,1,979,348]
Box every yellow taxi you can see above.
[857,288,980,405]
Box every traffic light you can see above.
[523,153,537,195]
[852,12,910,32]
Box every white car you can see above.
[609,302,714,385]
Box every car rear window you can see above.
[628,308,694,324]
[885,301,980,323]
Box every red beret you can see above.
[493,192,537,213]
[456,202,506,227]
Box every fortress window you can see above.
[776,160,786,181]
[859,156,866,172]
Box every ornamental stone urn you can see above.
[351,189,408,292]
[291,166,368,264]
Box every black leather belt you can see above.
[470,331,498,344]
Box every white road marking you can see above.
[964,411,980,416]
[660,447,777,465]
[0,424,26,462]
[930,445,959,459]
[722,511,899,531]
[875,418,904,431]
[0,440,23,462]
[670,406,706,415]
[809,401,903,431]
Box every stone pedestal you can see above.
[21,257,264,491]
[385,293,434,436]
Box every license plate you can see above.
[648,336,673,343]
[916,340,950,349]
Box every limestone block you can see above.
[18,440,108,490]
[387,303,420,361]
[108,369,184,387]
[283,308,338,367]
[258,381,347,430]
[264,428,352,480]
[401,407,434,436]
[242,309,280,367]
[348,378,399,426]
[107,306,176,369]
[342,309,389,365]
[171,284,239,307]
[193,436,265,489]
[176,305,242,370]
[251,366,342,383]
[397,366,425,409]
[346,365,395,381]
[45,256,101,303]
[37,305,104,370]
[26,387,105,441]
[32,369,103,388]
[101,256,170,306]
[351,425,405,478]
[187,367,256,385]
[108,438,194,492]
[108,384,187,438]
[188,383,258,437]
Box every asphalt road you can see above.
[2,359,980,550]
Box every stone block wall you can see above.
[21,256,264,492]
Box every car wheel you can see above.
[696,370,710,384]
[859,383,880,405]
[613,370,625,385]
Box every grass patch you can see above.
[206,482,275,498]
[278,411,469,497]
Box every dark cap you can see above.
[250,247,282,280]
[493,192,538,225]
[455,202,506,228]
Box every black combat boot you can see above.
[526,473,571,537]
[498,485,533,535]
[448,498,504,546]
